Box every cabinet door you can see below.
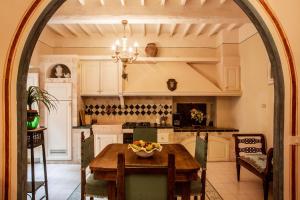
[45,100,72,160]
[224,66,240,91]
[100,61,119,95]
[81,61,101,95]
[207,135,230,161]
[94,134,117,156]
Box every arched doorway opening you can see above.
[2,0,295,199]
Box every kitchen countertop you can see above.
[173,126,239,132]
[121,122,238,132]
[72,125,92,129]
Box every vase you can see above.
[27,110,40,129]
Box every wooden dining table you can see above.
[89,143,200,200]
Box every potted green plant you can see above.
[27,86,57,129]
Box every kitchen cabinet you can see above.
[157,129,173,144]
[80,60,119,96]
[180,132,232,161]
[223,66,240,91]
[94,134,118,156]
[45,83,72,160]
[92,125,122,156]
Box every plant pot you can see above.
[27,110,40,129]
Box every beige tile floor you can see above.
[207,162,273,200]
[27,164,80,200]
[27,162,272,200]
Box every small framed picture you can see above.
[268,64,274,84]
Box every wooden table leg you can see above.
[181,181,191,200]
[107,181,116,200]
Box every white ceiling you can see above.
[43,0,252,47]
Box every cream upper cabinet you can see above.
[223,66,240,91]
[100,61,119,95]
[80,60,119,96]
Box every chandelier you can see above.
[112,20,139,64]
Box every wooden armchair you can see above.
[81,129,108,200]
[175,132,208,200]
[116,152,175,200]
[233,134,273,200]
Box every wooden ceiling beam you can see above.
[128,24,132,36]
[200,0,206,6]
[220,0,227,5]
[63,24,79,37]
[227,23,237,31]
[143,24,146,36]
[161,0,166,6]
[99,0,105,6]
[47,25,65,37]
[170,24,177,37]
[182,24,192,37]
[78,24,92,36]
[95,25,104,36]
[120,0,125,6]
[78,0,85,5]
[208,24,222,36]
[181,0,187,6]
[49,16,249,25]
[111,25,118,35]
[195,23,206,36]
[156,24,161,37]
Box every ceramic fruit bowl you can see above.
[128,140,162,158]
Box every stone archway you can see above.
[2,0,295,199]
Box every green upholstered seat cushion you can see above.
[240,154,267,173]
[175,177,202,195]
[125,174,167,200]
[85,174,108,197]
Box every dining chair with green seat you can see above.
[176,132,208,200]
[81,129,108,200]
[116,152,175,200]
[133,127,157,142]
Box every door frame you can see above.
[2,0,296,199]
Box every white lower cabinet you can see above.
[157,129,173,144]
[180,132,232,162]
[94,134,118,156]
[207,135,230,161]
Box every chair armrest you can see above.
[264,148,273,175]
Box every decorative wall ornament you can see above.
[145,43,158,57]
[167,79,177,91]
[50,64,71,78]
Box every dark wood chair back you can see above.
[81,128,94,200]
[133,127,157,142]
[195,132,208,200]
[233,133,266,157]
[117,153,175,200]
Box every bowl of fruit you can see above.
[128,140,162,158]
